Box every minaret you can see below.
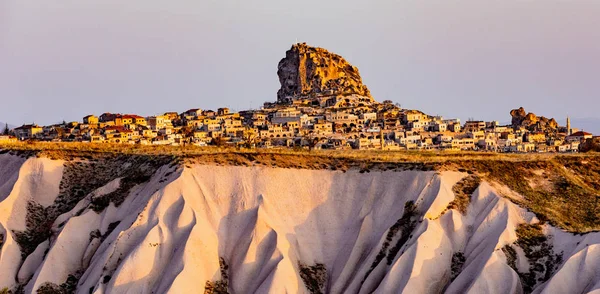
[566,116,571,135]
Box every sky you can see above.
[1,1,599,131]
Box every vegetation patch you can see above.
[102,221,121,241]
[204,257,229,294]
[12,155,174,260]
[36,283,63,294]
[35,273,82,294]
[298,263,327,294]
[450,252,466,282]
[451,158,600,232]
[12,201,54,258]
[90,173,153,212]
[447,175,481,214]
[59,274,80,294]
[101,275,111,284]
[362,201,419,284]
[386,201,419,265]
[89,222,121,245]
[503,223,563,293]
[501,244,517,270]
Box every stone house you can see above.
[204,123,221,132]
[312,120,333,135]
[433,123,447,132]
[271,108,301,124]
[566,131,593,142]
[217,108,230,116]
[360,112,377,123]
[99,113,119,123]
[122,115,146,127]
[399,135,421,146]
[447,123,461,132]
[452,138,476,150]
[402,111,423,123]
[202,110,216,118]
[557,144,571,152]
[183,108,203,118]
[90,135,105,143]
[524,132,546,143]
[186,119,204,129]
[147,116,170,131]
[463,121,486,132]
[83,115,99,125]
[152,135,173,145]
[467,131,485,140]
[14,124,43,140]
[327,112,359,125]
[409,121,425,131]
[477,139,497,151]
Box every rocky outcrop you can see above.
[510,107,558,131]
[277,43,373,104]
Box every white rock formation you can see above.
[0,153,598,293]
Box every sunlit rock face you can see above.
[510,107,558,131]
[0,153,599,294]
[277,43,373,105]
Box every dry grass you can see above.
[448,175,482,214]
[1,141,592,164]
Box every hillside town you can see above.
[1,102,596,153]
[1,43,598,152]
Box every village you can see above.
[1,99,596,153]
[3,43,598,153]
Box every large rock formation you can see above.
[277,43,373,105]
[2,150,600,293]
[510,107,558,131]
[2,151,600,293]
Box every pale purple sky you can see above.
[1,1,599,130]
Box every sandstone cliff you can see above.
[510,107,558,131]
[277,43,373,104]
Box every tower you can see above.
[566,116,571,135]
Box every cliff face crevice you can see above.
[0,153,599,294]
[277,43,373,104]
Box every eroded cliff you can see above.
[0,151,599,294]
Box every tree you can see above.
[2,123,9,135]
[55,127,65,139]
[242,128,258,149]
[212,135,226,147]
